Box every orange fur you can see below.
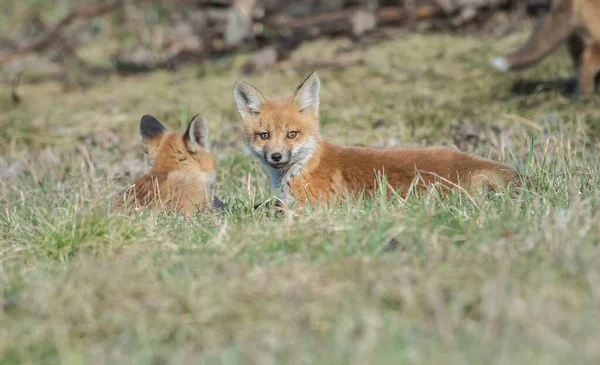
[492,0,600,96]
[113,114,216,214]
[234,72,518,207]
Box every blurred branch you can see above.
[263,4,446,41]
[0,0,127,66]
[0,0,529,78]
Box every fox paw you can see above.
[253,198,287,217]
[577,94,600,104]
[212,197,227,213]
[573,86,599,102]
[253,197,287,210]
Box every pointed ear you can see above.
[293,72,320,117]
[140,114,167,143]
[184,114,209,152]
[233,80,265,119]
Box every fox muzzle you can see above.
[265,150,291,169]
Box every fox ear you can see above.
[184,114,209,152]
[139,115,167,160]
[140,114,167,142]
[233,80,265,119]
[293,72,320,117]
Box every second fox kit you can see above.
[233,72,517,207]
[491,0,600,96]
[114,114,216,214]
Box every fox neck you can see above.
[263,136,321,190]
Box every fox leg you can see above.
[578,42,600,97]
[491,9,574,72]
[277,184,295,207]
[566,32,587,94]
[567,32,585,69]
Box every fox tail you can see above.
[491,9,574,72]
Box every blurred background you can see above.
[0,0,543,88]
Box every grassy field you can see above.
[2,28,600,364]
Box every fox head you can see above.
[233,72,321,185]
[140,114,215,182]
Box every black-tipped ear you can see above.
[233,80,265,119]
[184,114,209,151]
[293,72,320,115]
[140,115,167,141]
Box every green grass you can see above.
[2,28,600,364]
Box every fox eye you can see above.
[259,132,270,140]
[287,131,298,139]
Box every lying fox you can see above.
[491,0,600,96]
[233,72,517,207]
[114,114,217,214]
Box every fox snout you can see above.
[265,150,291,169]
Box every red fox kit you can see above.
[233,72,517,207]
[491,0,600,96]
[114,114,217,214]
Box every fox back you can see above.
[114,114,216,214]
[234,72,518,207]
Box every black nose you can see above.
[271,152,282,162]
